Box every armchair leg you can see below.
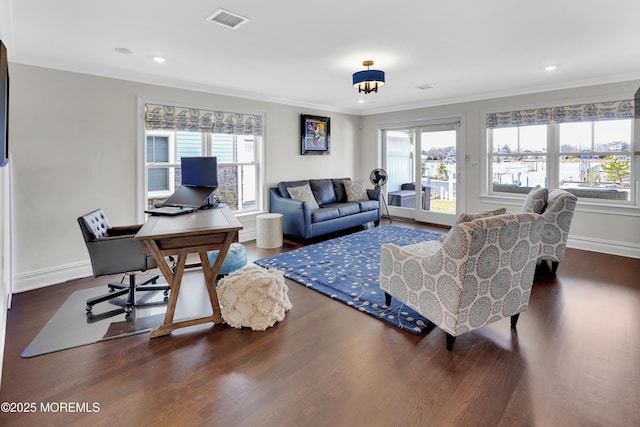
[384,292,392,307]
[511,313,520,328]
[446,333,456,351]
[551,261,559,275]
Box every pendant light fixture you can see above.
[352,60,385,94]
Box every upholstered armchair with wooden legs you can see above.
[380,213,544,351]
[78,209,170,314]
[538,189,577,275]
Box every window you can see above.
[486,100,635,204]
[144,103,263,212]
[382,118,461,226]
[146,132,174,194]
[490,125,547,188]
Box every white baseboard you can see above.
[13,229,258,293]
[14,261,93,293]
[567,235,640,259]
[15,231,633,294]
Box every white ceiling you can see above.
[2,0,640,115]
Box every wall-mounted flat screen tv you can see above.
[0,40,8,167]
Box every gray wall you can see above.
[7,64,640,292]
[359,80,640,250]
[9,64,360,290]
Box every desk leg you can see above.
[150,253,187,338]
[145,233,235,339]
[198,231,235,317]
[198,251,222,317]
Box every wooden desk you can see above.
[135,207,243,338]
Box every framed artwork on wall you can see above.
[300,114,330,155]
[0,40,9,167]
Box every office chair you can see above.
[78,209,170,314]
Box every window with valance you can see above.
[143,103,264,212]
[486,100,634,128]
[145,103,264,135]
[485,99,635,204]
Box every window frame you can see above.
[481,97,639,215]
[146,130,176,198]
[137,98,265,218]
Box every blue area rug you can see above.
[254,225,443,335]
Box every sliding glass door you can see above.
[383,119,460,225]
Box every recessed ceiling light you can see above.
[544,65,557,71]
[357,99,365,104]
[417,84,434,90]
[114,47,133,54]
[153,57,166,63]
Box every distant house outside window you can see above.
[485,99,635,205]
[146,132,174,195]
[144,130,260,212]
[143,103,264,213]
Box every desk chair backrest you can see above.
[79,209,113,241]
[78,209,155,277]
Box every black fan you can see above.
[370,168,388,189]
[369,168,391,223]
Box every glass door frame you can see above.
[380,116,465,226]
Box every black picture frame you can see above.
[300,114,330,155]
[0,40,8,167]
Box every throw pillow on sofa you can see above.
[309,179,337,206]
[344,180,369,202]
[522,185,548,214]
[287,183,319,209]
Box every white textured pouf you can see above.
[217,265,292,331]
[256,213,283,249]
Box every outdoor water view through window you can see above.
[490,118,632,202]
[385,127,457,217]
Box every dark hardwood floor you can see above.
[1,218,639,426]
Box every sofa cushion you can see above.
[332,178,350,203]
[287,184,319,209]
[344,180,369,202]
[312,207,340,223]
[278,180,310,198]
[359,200,378,212]
[522,185,548,213]
[309,179,337,206]
[328,202,360,217]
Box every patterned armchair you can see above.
[538,189,577,274]
[380,213,545,351]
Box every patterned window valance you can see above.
[486,99,634,128]
[145,103,264,136]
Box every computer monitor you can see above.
[181,156,218,188]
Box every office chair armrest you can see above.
[108,224,143,236]
[87,235,156,275]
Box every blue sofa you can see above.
[269,178,381,240]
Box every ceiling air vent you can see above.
[207,9,250,29]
